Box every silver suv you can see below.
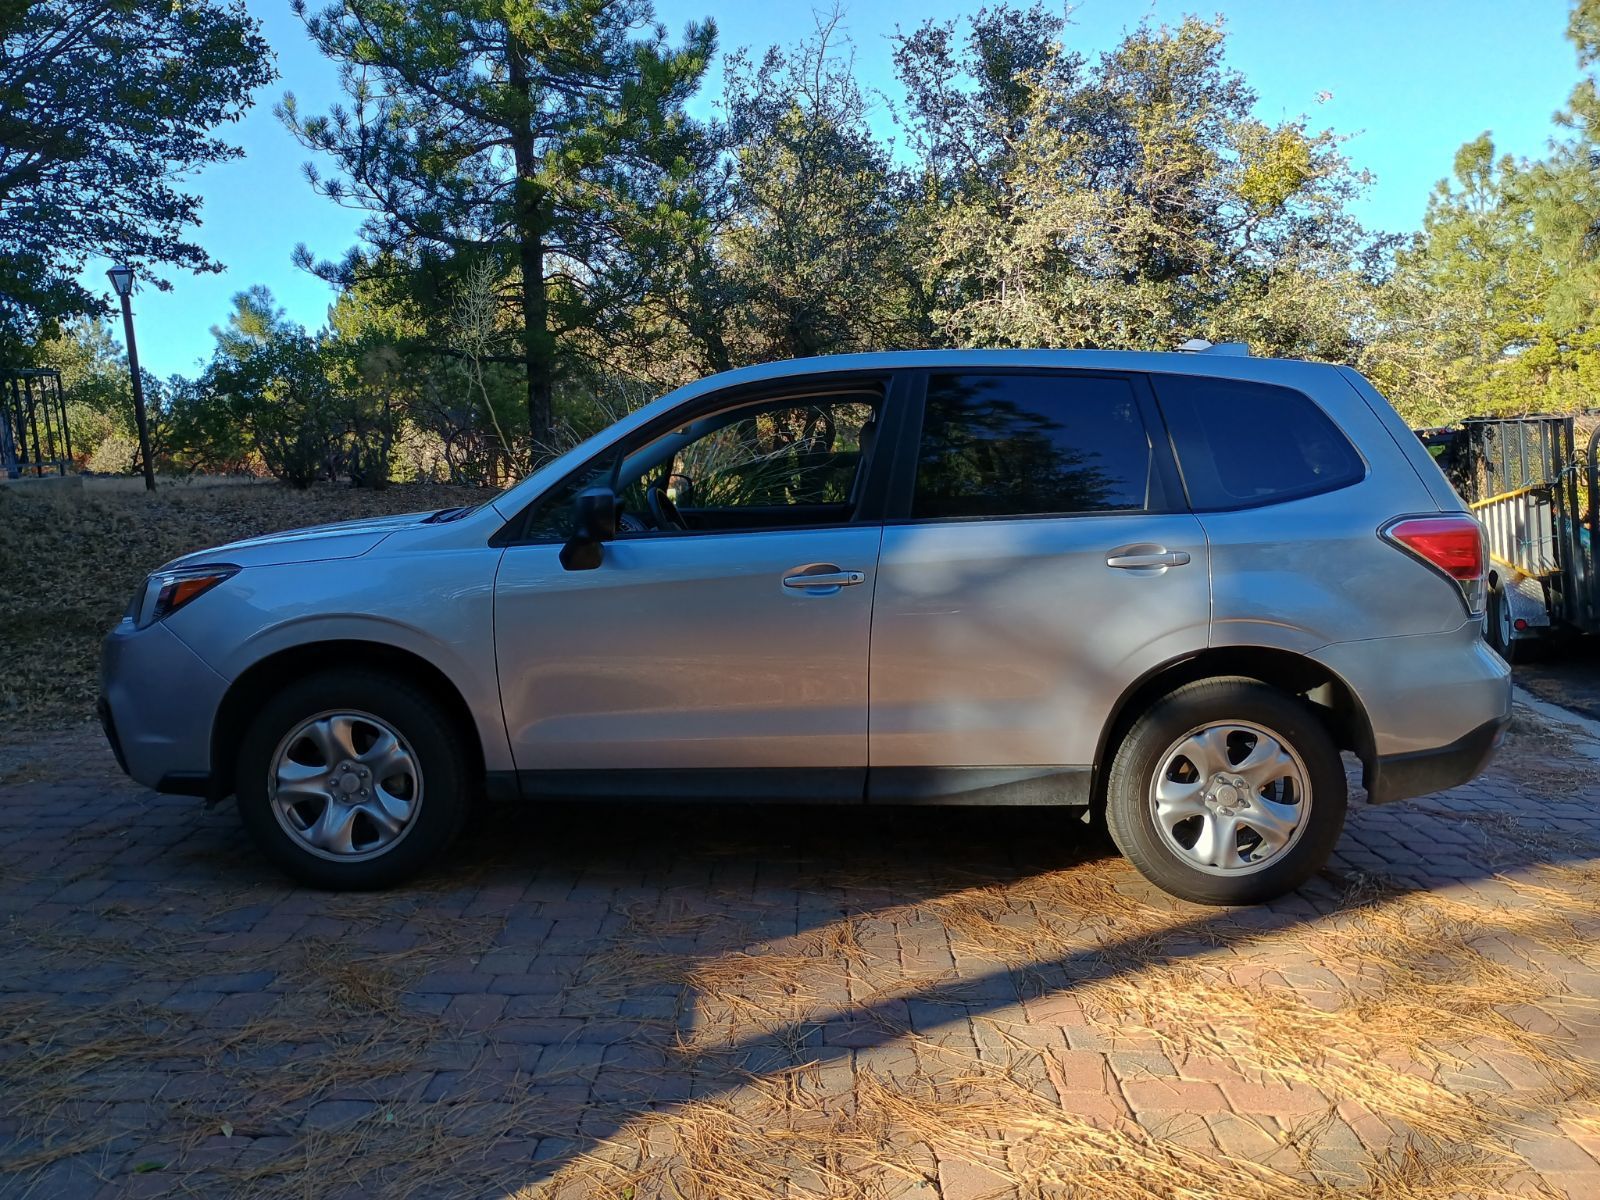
[99,350,1512,904]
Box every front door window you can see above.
[518,392,881,542]
[618,394,880,534]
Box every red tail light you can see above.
[1381,515,1486,614]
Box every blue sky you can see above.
[107,0,1578,379]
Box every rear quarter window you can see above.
[1151,374,1365,510]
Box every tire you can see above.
[235,670,471,889]
[1104,677,1347,905]
[1486,577,1516,663]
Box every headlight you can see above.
[129,565,239,629]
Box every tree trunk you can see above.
[508,41,554,446]
[698,321,733,376]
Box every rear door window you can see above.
[911,373,1160,519]
[1151,374,1365,509]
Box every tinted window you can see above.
[1152,375,1364,509]
[519,394,880,541]
[912,373,1156,519]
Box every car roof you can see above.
[670,348,1340,393]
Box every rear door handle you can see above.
[1105,545,1192,571]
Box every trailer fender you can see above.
[1493,569,1553,633]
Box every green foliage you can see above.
[595,12,930,388]
[1371,109,1599,416]
[1364,1,1600,423]
[323,284,415,489]
[717,15,924,361]
[282,0,716,441]
[894,13,1384,359]
[1236,126,1317,214]
[407,261,534,484]
[1366,138,1547,420]
[30,0,1600,472]
[33,318,129,467]
[200,289,341,488]
[0,0,274,348]
[161,371,255,476]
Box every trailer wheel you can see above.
[1487,577,1516,662]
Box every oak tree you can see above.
[0,0,272,346]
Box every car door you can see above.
[493,382,897,801]
[867,369,1210,802]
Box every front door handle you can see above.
[1105,545,1192,571]
[783,566,866,591]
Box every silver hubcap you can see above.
[1149,720,1310,876]
[268,710,422,862]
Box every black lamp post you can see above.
[107,265,156,492]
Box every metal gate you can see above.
[0,368,72,479]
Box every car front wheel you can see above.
[1104,677,1348,905]
[235,670,470,889]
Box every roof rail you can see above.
[1175,338,1250,356]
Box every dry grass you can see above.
[1490,708,1600,801]
[529,1057,1324,1200]
[5,680,1600,1196]
[9,831,1600,1197]
[0,477,493,730]
[519,831,1600,1196]
[525,1043,1562,1200]
[0,868,517,1193]
[543,775,1600,1198]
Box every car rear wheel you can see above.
[235,670,470,889]
[1104,678,1347,905]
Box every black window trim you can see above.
[491,370,915,547]
[1144,371,1370,514]
[882,367,1188,525]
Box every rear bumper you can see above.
[1312,620,1513,805]
[1365,713,1510,806]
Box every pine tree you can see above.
[283,0,715,444]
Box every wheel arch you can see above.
[1091,646,1376,810]
[210,640,488,801]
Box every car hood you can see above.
[160,510,438,570]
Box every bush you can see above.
[84,429,140,475]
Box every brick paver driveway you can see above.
[4,703,1600,1199]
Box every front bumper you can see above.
[1365,713,1511,806]
[99,619,230,793]
[97,695,128,774]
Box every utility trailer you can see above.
[1419,414,1599,655]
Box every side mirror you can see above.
[559,486,618,571]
